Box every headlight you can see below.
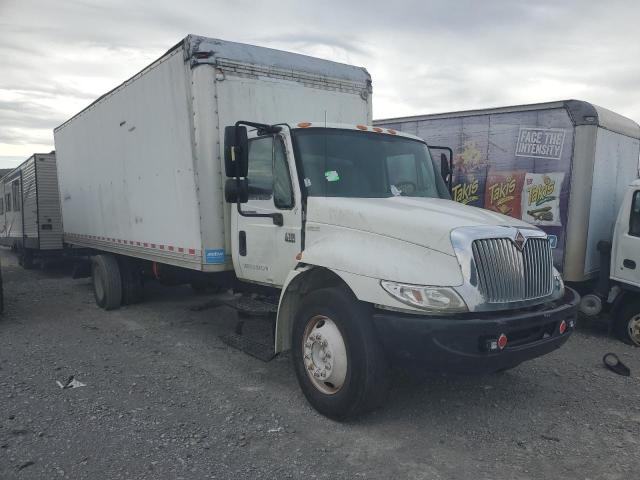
[552,268,565,300]
[380,280,468,313]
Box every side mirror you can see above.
[224,178,249,204]
[440,152,451,184]
[224,125,249,177]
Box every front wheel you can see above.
[292,286,389,420]
[616,301,640,346]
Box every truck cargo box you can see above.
[0,152,63,252]
[54,35,372,271]
[375,100,640,282]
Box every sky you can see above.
[1,0,639,168]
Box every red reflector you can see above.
[559,320,567,334]
[497,333,508,350]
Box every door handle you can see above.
[239,231,247,257]
[623,259,636,269]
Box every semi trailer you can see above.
[54,35,578,419]
[0,152,63,268]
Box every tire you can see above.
[615,301,640,346]
[91,254,122,310]
[292,286,389,420]
[118,257,144,305]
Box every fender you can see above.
[274,226,464,353]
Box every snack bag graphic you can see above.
[484,170,525,218]
[521,172,564,226]
[451,142,487,207]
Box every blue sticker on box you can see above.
[548,235,558,249]
[205,249,226,264]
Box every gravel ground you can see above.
[0,247,639,480]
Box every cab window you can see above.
[247,136,294,208]
[629,191,640,236]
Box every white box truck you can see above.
[55,36,578,419]
[0,152,63,268]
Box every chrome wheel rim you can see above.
[628,314,640,346]
[302,315,348,394]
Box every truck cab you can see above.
[582,179,640,345]
[225,120,579,419]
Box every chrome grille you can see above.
[471,237,553,303]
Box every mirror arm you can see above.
[235,178,284,226]
[235,120,282,135]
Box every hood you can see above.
[306,196,535,255]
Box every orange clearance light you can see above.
[559,320,567,334]
[297,122,312,128]
[295,252,302,261]
[356,124,368,130]
[387,128,397,135]
[372,127,383,133]
[497,333,508,350]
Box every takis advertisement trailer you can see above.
[375,100,640,282]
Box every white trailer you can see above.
[55,36,578,419]
[0,152,63,267]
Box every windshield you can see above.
[293,128,450,199]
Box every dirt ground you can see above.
[0,247,638,479]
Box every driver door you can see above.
[233,133,302,286]
[613,189,640,287]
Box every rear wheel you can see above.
[615,300,640,346]
[92,254,122,310]
[292,286,389,420]
[118,257,144,305]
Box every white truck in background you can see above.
[580,180,640,345]
[54,35,578,419]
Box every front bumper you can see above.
[372,287,579,374]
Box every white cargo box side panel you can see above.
[584,128,640,275]
[55,49,206,269]
[215,76,370,129]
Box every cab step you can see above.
[219,332,275,362]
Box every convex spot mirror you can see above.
[224,125,249,177]
[224,178,249,204]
